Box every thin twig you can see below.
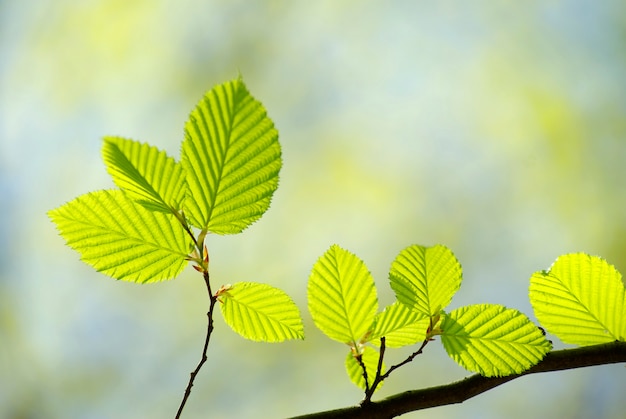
[374,336,386,383]
[363,337,429,403]
[175,271,216,419]
[171,210,215,418]
[380,338,430,382]
[362,337,386,403]
[356,353,370,394]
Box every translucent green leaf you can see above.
[102,136,186,213]
[370,301,430,348]
[345,346,383,391]
[529,253,626,345]
[308,245,378,346]
[440,304,552,377]
[219,282,304,342]
[181,77,281,233]
[48,190,193,283]
[389,244,462,317]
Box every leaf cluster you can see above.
[49,77,304,342]
[308,244,625,400]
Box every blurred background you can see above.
[1,0,625,418]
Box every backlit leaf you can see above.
[219,282,304,342]
[345,346,383,391]
[102,136,186,213]
[529,253,626,345]
[308,245,378,346]
[389,244,462,316]
[370,301,429,348]
[48,190,193,283]
[440,304,552,377]
[181,77,281,233]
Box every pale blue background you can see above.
[1,1,625,418]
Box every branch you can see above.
[289,341,626,419]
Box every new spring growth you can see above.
[186,244,209,273]
[426,306,443,340]
[215,284,233,303]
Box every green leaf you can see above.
[370,301,430,348]
[440,304,552,377]
[389,244,462,317]
[345,346,383,391]
[218,282,304,342]
[48,190,193,283]
[308,245,378,346]
[529,253,626,345]
[181,77,281,233]
[102,136,186,213]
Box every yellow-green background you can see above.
[1,1,625,418]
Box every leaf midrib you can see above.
[61,207,189,258]
[205,83,238,227]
